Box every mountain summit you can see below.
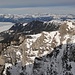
[0,20,75,75]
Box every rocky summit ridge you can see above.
[0,20,75,75]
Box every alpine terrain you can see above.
[0,16,75,75]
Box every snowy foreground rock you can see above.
[0,20,75,75]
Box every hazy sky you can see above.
[0,0,75,8]
[0,0,75,14]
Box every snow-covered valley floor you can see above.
[0,22,14,32]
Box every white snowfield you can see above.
[0,22,14,32]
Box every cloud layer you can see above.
[0,0,75,8]
[0,6,75,15]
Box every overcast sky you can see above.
[0,0,75,14]
[0,0,75,8]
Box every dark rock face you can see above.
[9,20,59,34]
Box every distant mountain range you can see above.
[0,14,75,23]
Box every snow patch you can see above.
[67,21,75,29]
[23,23,27,26]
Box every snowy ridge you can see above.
[0,20,75,75]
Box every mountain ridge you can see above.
[0,20,75,75]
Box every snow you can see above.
[16,51,21,56]
[67,21,75,29]
[26,33,41,48]
[30,57,35,61]
[49,31,57,43]
[3,63,12,75]
[0,22,14,27]
[23,23,27,26]
[0,22,14,32]
[62,34,70,44]
[49,19,63,25]
[41,51,49,56]
[43,31,57,43]
[54,31,61,46]
[70,35,75,43]
[31,51,38,57]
